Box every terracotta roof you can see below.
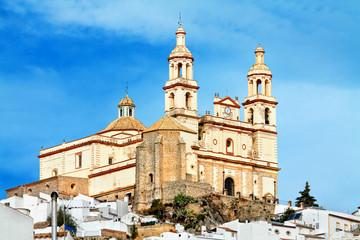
[144,115,196,134]
[298,233,325,239]
[218,226,237,232]
[118,95,135,107]
[99,117,146,133]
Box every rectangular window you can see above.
[75,152,82,168]
[108,157,113,165]
[336,222,341,231]
[5,202,10,206]
[344,224,348,230]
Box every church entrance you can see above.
[225,178,234,196]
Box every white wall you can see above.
[0,203,34,240]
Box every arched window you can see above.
[225,178,234,196]
[129,108,133,117]
[185,92,191,109]
[52,169,58,177]
[178,63,183,78]
[169,93,175,109]
[120,109,123,117]
[256,79,262,94]
[265,108,270,124]
[226,138,234,154]
[248,108,254,124]
[28,189,32,195]
[149,173,153,183]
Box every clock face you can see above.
[225,107,231,114]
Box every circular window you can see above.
[45,184,50,189]
[200,171,204,175]
[286,231,291,236]
[274,229,280,235]
[242,144,246,150]
[213,139,218,145]
[191,165,195,169]
[71,184,76,189]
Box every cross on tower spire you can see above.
[125,81,128,95]
[178,12,182,26]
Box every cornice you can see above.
[242,99,278,106]
[88,163,136,178]
[163,83,199,91]
[38,139,143,158]
[200,120,277,135]
[167,56,194,61]
[197,154,280,171]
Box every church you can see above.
[6,25,279,212]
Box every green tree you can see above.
[129,224,138,239]
[295,181,319,207]
[149,199,165,220]
[47,206,77,230]
[278,207,296,223]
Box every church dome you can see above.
[118,95,135,107]
[98,117,146,133]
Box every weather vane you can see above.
[178,12,182,26]
[125,81,128,95]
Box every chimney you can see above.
[288,201,292,207]
[300,202,304,209]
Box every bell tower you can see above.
[243,44,277,126]
[164,25,198,116]
[163,24,199,131]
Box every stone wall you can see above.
[6,176,89,199]
[162,180,212,203]
[136,223,176,240]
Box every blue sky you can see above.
[0,1,359,213]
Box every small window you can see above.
[108,157,113,165]
[286,231,291,236]
[120,109,123,117]
[45,184,49,189]
[5,202,10,206]
[76,153,82,168]
[52,169,58,176]
[257,79,262,94]
[226,139,234,154]
[185,92,191,109]
[129,108,133,117]
[336,222,341,231]
[149,173,153,183]
[178,63,183,78]
[71,184,76,189]
[274,229,280,235]
[28,189,32,194]
[265,108,270,124]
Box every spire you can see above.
[248,44,271,75]
[176,24,186,46]
[255,44,265,64]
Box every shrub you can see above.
[173,192,196,209]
